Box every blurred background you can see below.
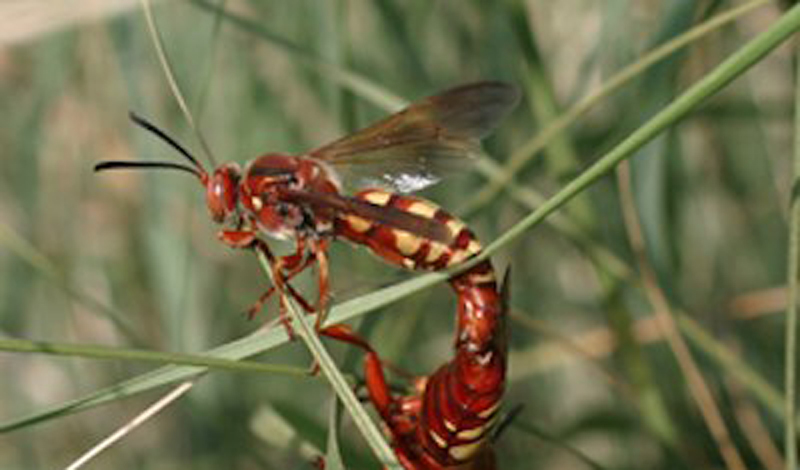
[0,1,796,469]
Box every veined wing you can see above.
[282,189,453,244]
[307,81,520,193]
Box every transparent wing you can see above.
[307,81,520,193]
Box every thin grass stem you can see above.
[784,29,800,470]
[459,0,773,216]
[253,249,401,469]
[0,337,306,376]
[63,381,195,470]
[140,0,217,166]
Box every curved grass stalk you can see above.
[140,0,217,165]
[0,263,445,433]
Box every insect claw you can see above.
[277,300,297,340]
[307,360,322,377]
[244,306,259,321]
[280,320,297,340]
[244,286,278,320]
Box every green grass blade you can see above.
[785,33,800,470]
[324,397,346,470]
[0,337,305,376]
[253,249,400,468]
[0,268,445,433]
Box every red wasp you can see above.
[95,81,519,469]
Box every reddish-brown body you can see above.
[236,159,508,467]
[95,82,519,469]
[327,188,507,469]
[238,154,341,240]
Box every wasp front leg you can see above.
[217,230,315,329]
[262,236,332,330]
[217,229,333,334]
[251,235,334,329]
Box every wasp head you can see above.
[204,163,241,224]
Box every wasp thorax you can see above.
[206,163,241,224]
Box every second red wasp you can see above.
[96,81,519,469]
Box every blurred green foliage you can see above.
[0,1,797,469]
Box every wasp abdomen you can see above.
[336,189,484,273]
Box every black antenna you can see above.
[93,112,206,179]
[127,112,203,171]
[94,160,200,177]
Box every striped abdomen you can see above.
[335,188,507,469]
[335,189,483,272]
[415,264,506,468]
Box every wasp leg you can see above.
[310,238,331,329]
[319,324,393,421]
[216,231,315,337]
[275,236,307,272]
[245,277,316,320]
[246,247,317,320]
[217,229,258,249]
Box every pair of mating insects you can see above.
[97,81,519,470]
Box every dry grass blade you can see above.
[727,378,784,470]
[617,162,747,470]
[64,381,195,470]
